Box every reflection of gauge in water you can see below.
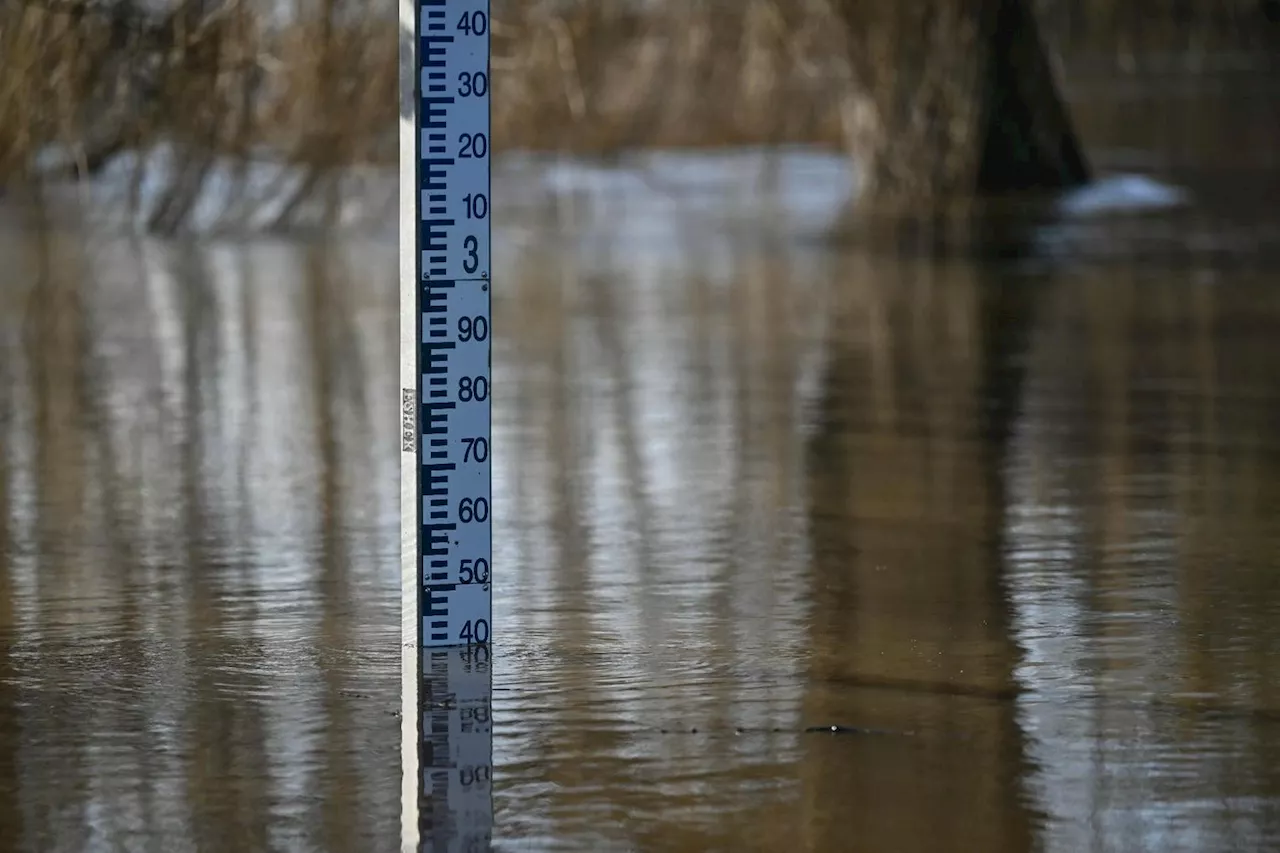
[400,1,493,849]
[412,646,494,853]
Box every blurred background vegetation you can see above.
[0,0,1275,232]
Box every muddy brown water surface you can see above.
[3,63,1280,853]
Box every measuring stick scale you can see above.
[402,1,493,850]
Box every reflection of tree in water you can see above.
[800,250,1045,852]
[0,242,19,853]
[0,229,399,849]
[170,244,274,850]
[495,237,821,847]
[797,247,1280,848]
[494,247,630,824]
[302,241,374,852]
[1013,269,1280,844]
[14,208,96,851]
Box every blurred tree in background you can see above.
[0,0,1272,229]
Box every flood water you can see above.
[3,61,1280,853]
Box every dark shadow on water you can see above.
[801,244,1051,851]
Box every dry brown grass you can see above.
[0,0,1271,232]
[490,0,849,153]
[0,0,398,230]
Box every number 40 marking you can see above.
[461,619,490,644]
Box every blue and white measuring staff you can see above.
[401,0,493,658]
[401,1,493,850]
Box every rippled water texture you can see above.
[3,60,1280,853]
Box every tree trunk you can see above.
[833,0,1090,213]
